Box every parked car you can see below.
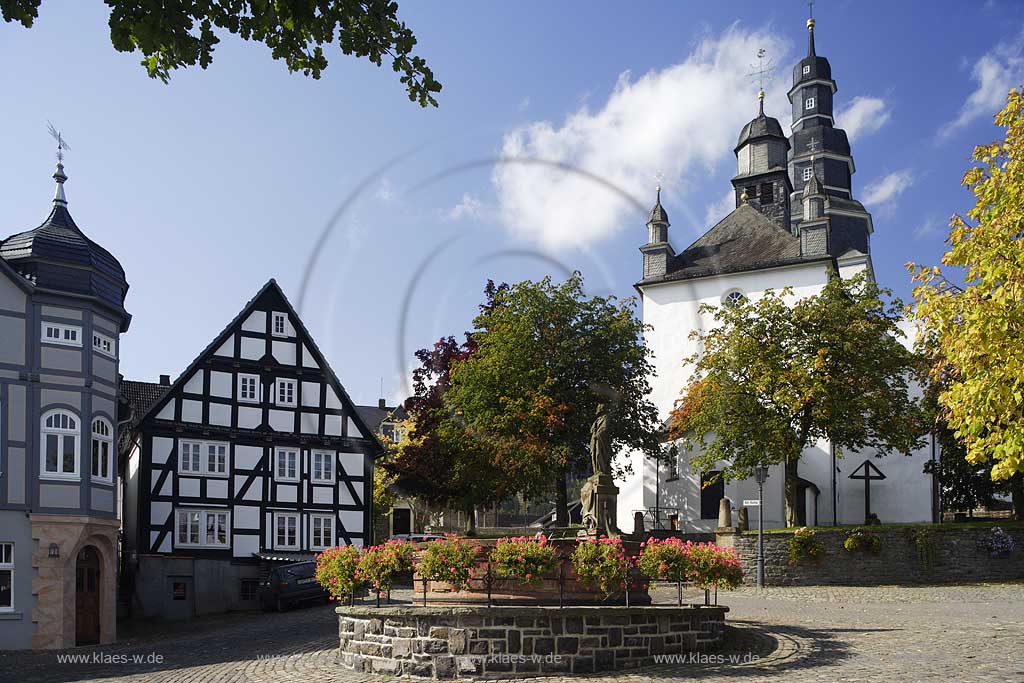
[390,533,446,543]
[259,561,327,612]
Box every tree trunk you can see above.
[784,455,799,527]
[464,505,477,536]
[1011,473,1024,521]
[555,465,569,527]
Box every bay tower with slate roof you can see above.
[0,155,130,649]
[619,15,935,533]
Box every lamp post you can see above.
[754,464,769,589]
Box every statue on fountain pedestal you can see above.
[580,403,620,537]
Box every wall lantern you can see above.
[48,543,60,559]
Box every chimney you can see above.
[159,374,171,386]
[378,398,386,410]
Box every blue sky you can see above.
[2,1,1021,405]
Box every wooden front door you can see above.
[75,546,101,645]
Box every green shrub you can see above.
[490,534,558,587]
[843,527,881,553]
[417,536,480,591]
[908,527,937,569]
[315,545,361,600]
[789,527,824,564]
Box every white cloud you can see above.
[939,35,1024,141]
[912,216,942,240]
[835,96,890,142]
[704,189,736,227]
[447,192,486,221]
[491,25,790,250]
[862,170,915,210]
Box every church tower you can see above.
[640,186,674,280]
[732,90,792,232]
[787,12,873,268]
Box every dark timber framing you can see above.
[126,279,384,567]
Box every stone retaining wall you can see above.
[336,604,728,678]
[717,525,1024,586]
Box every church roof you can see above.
[638,204,828,286]
[735,113,786,152]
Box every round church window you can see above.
[723,290,746,307]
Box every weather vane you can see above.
[47,121,71,164]
[747,48,775,94]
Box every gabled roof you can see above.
[120,379,170,428]
[638,204,830,286]
[136,279,385,454]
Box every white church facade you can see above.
[617,16,937,532]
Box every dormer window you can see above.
[802,65,810,75]
[805,97,815,110]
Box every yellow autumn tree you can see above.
[909,88,1024,483]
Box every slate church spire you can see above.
[640,183,674,279]
[732,87,792,233]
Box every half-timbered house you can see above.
[121,279,384,618]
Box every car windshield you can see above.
[283,563,315,579]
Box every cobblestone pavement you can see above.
[1,583,1022,683]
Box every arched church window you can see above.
[723,291,746,308]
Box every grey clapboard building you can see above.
[0,161,131,649]
[120,280,384,618]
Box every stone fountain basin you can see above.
[336,603,728,679]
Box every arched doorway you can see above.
[75,546,101,645]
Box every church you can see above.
[617,15,937,532]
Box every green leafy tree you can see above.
[446,273,661,526]
[385,283,511,535]
[2,0,440,106]
[670,272,926,526]
[909,89,1024,508]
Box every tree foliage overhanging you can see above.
[910,87,1024,482]
[2,0,441,106]
[670,272,926,526]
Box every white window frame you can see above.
[275,379,297,407]
[723,290,747,308]
[206,442,229,477]
[92,331,116,359]
[175,509,230,549]
[274,512,300,550]
[41,322,82,347]
[802,64,810,75]
[175,509,201,547]
[275,448,299,482]
[309,514,335,551]
[40,409,80,481]
[237,374,260,403]
[805,96,815,110]
[271,312,288,337]
[178,440,203,475]
[0,542,13,612]
[311,451,334,484]
[90,417,113,483]
[802,166,814,182]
